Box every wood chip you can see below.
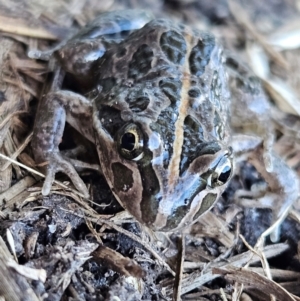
[93,245,145,278]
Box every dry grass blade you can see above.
[7,259,46,282]
[173,235,185,301]
[196,211,235,248]
[228,0,288,70]
[0,152,88,199]
[176,243,289,296]
[2,76,39,97]
[263,79,300,116]
[220,287,229,301]
[0,132,33,171]
[85,219,103,244]
[267,21,300,50]
[6,229,17,262]
[0,236,40,301]
[250,268,300,279]
[0,15,58,39]
[239,235,272,279]
[213,266,297,301]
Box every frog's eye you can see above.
[207,155,232,188]
[117,123,144,161]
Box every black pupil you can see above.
[218,165,231,183]
[121,132,135,151]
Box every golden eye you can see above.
[207,155,232,188]
[117,123,144,160]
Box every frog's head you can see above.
[93,73,232,231]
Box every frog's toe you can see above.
[42,153,90,198]
[60,157,89,194]
[28,49,51,61]
[42,167,55,196]
[263,152,273,173]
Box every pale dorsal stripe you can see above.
[167,33,193,189]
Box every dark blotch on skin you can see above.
[116,47,127,58]
[188,87,201,98]
[159,78,182,104]
[180,115,222,175]
[214,111,221,129]
[126,96,150,113]
[193,193,217,220]
[225,56,239,70]
[150,106,177,169]
[96,106,123,138]
[151,77,181,169]
[164,204,189,231]
[189,34,215,76]
[160,30,187,65]
[156,19,167,25]
[197,141,221,156]
[180,115,204,174]
[164,178,207,231]
[98,77,116,94]
[111,162,134,192]
[128,44,154,79]
[139,150,160,226]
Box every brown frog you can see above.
[31,10,299,235]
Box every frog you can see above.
[31,10,299,234]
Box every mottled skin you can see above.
[32,10,298,234]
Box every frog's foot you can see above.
[234,180,278,209]
[262,132,275,173]
[61,145,87,158]
[234,181,268,200]
[28,41,65,61]
[60,146,102,173]
[239,148,299,242]
[28,49,53,61]
[42,152,89,198]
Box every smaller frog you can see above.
[31,10,299,235]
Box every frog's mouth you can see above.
[151,187,220,232]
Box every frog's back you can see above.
[97,20,223,80]
[95,19,231,143]
[93,18,232,230]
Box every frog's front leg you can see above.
[32,91,93,197]
[29,10,153,79]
